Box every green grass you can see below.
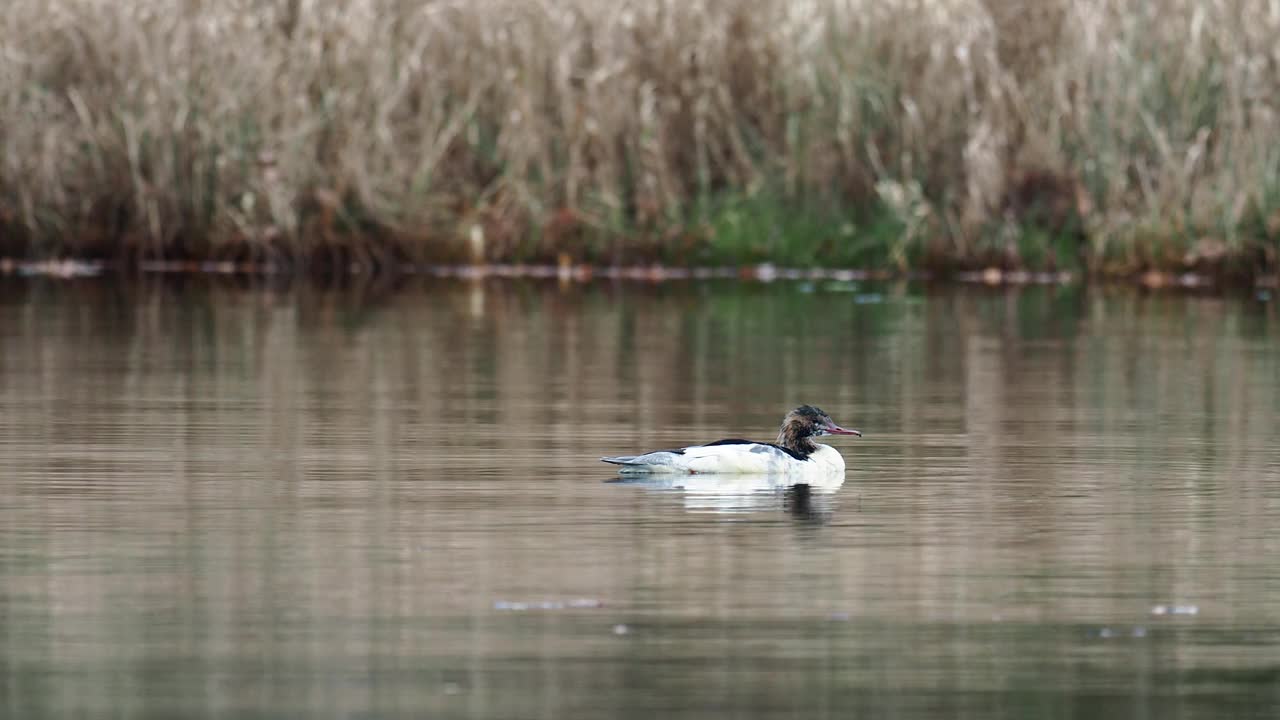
[694,190,927,270]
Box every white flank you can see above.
[603,442,845,477]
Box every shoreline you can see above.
[3,257,1275,293]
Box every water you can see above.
[1,278,1278,719]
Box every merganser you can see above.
[601,405,861,475]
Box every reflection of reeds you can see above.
[1,0,1279,276]
[2,280,1278,713]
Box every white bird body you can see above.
[603,440,845,476]
[601,406,860,476]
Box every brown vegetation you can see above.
[1,0,1278,278]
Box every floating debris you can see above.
[831,269,867,282]
[4,259,104,278]
[1150,604,1199,616]
[826,612,851,622]
[957,268,1075,285]
[493,598,605,611]
[612,624,630,636]
[1089,625,1149,639]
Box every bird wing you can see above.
[678,442,795,474]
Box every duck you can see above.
[601,405,861,475]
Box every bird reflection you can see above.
[784,483,822,522]
[606,473,844,520]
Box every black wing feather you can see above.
[701,438,807,462]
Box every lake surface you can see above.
[1,277,1278,719]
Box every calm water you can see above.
[1,277,1278,719]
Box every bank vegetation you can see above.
[1,0,1278,279]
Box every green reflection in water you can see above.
[0,278,1278,719]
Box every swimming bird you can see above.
[601,405,861,475]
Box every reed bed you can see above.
[1,0,1278,276]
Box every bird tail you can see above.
[600,455,639,465]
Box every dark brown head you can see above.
[775,405,862,455]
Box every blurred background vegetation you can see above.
[1,0,1278,278]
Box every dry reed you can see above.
[1,0,1278,274]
